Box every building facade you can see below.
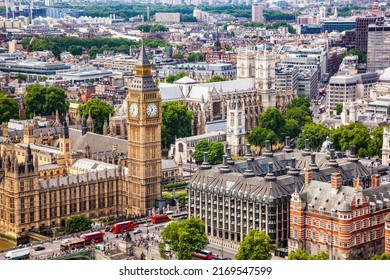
[367,21,390,73]
[289,170,390,260]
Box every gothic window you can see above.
[238,113,242,126]
[178,143,184,153]
[230,113,234,127]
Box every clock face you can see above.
[147,103,158,117]
[129,102,138,118]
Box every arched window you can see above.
[178,143,184,153]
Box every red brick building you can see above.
[289,170,390,259]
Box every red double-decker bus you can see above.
[112,220,137,234]
[80,231,105,245]
[193,249,213,260]
[151,214,170,224]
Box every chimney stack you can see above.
[371,174,381,188]
[243,144,252,160]
[283,136,293,153]
[226,147,234,165]
[219,155,231,173]
[309,153,319,171]
[199,152,212,170]
[243,159,255,178]
[353,177,362,188]
[263,140,273,157]
[331,172,342,193]
[303,139,311,156]
[304,167,312,185]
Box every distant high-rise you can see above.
[372,2,380,17]
[252,2,264,23]
[367,19,390,72]
[355,16,383,55]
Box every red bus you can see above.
[151,214,170,224]
[193,249,213,260]
[80,231,105,245]
[112,220,137,234]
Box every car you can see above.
[212,253,220,260]
[105,226,112,232]
[34,245,45,251]
[144,222,152,227]
[133,229,142,234]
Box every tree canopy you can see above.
[192,140,210,163]
[159,217,208,260]
[235,230,274,260]
[258,108,286,141]
[208,142,224,165]
[330,123,370,157]
[187,53,204,63]
[297,123,330,152]
[65,216,92,233]
[137,24,169,33]
[24,84,69,119]
[372,253,390,260]
[207,76,229,83]
[162,101,193,148]
[340,48,367,64]
[334,104,343,115]
[288,249,329,260]
[165,71,188,83]
[0,92,19,123]
[77,98,115,134]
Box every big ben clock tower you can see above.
[126,40,161,215]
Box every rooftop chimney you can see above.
[283,136,293,153]
[263,140,273,157]
[199,152,212,170]
[243,144,252,160]
[302,139,311,156]
[243,159,255,178]
[265,162,277,181]
[331,172,342,194]
[304,167,312,185]
[309,153,319,171]
[226,147,234,165]
[348,145,358,162]
[371,174,381,188]
[219,155,231,173]
[327,143,338,167]
[353,177,362,188]
[287,157,300,176]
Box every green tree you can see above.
[192,140,210,164]
[284,118,301,139]
[165,71,188,83]
[334,104,343,115]
[368,126,385,157]
[162,101,193,148]
[288,249,329,260]
[247,126,269,149]
[285,106,312,128]
[187,52,204,62]
[65,216,92,233]
[77,98,115,134]
[208,141,224,165]
[286,96,311,115]
[258,108,286,141]
[297,123,330,151]
[372,253,390,260]
[16,73,27,82]
[24,84,69,118]
[0,93,19,123]
[88,46,99,59]
[69,45,83,56]
[159,217,208,260]
[330,123,370,157]
[340,48,367,64]
[172,53,184,59]
[235,230,274,260]
[207,76,229,83]
[43,86,69,117]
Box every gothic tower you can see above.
[382,127,390,166]
[59,119,72,165]
[226,100,246,156]
[236,46,256,79]
[255,46,276,109]
[126,40,162,215]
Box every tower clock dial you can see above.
[147,103,158,117]
[129,103,138,118]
